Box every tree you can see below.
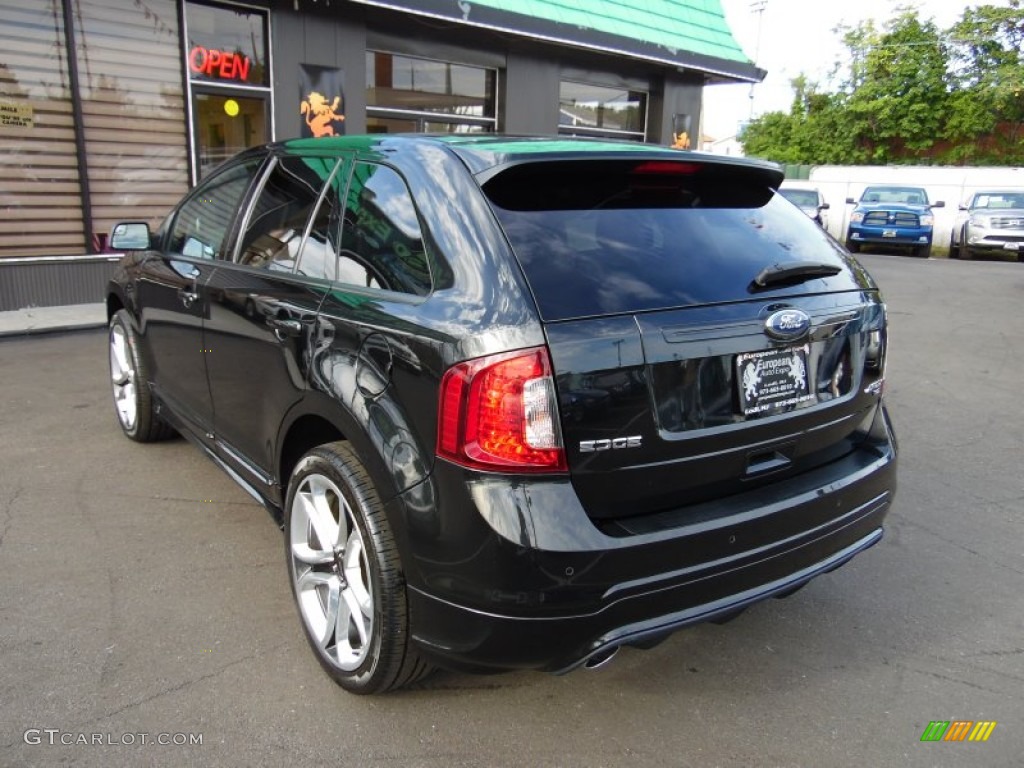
[737,3,1023,166]
[945,0,1024,163]
[740,77,864,165]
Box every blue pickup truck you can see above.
[845,186,944,258]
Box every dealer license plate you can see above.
[736,345,813,415]
[882,229,897,237]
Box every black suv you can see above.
[106,135,897,694]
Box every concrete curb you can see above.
[0,303,106,338]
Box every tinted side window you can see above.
[237,156,340,271]
[168,159,262,259]
[339,162,431,295]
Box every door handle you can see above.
[178,289,199,308]
[266,316,304,340]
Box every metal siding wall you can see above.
[0,257,119,310]
[503,52,559,134]
[0,2,86,257]
[271,3,368,139]
[75,0,188,245]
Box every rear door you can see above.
[484,158,888,521]
[203,152,348,487]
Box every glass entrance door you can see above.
[193,91,268,178]
[184,0,271,181]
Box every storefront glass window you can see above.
[366,52,496,133]
[185,1,271,181]
[366,116,490,134]
[558,81,647,141]
[185,1,268,87]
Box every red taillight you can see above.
[437,347,567,472]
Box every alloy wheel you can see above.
[289,473,374,672]
[109,323,137,431]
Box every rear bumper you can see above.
[409,515,887,674]
[399,406,897,674]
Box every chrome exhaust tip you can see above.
[583,645,620,670]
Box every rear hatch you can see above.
[482,157,888,523]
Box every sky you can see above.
[701,0,993,140]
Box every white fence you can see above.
[785,165,1024,254]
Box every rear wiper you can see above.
[750,261,842,290]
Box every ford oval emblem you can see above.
[764,309,811,341]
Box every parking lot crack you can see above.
[0,485,20,554]
[893,515,1024,577]
[71,641,291,730]
[966,646,1024,659]
[902,663,1010,696]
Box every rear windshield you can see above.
[779,188,819,207]
[483,160,849,321]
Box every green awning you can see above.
[350,0,762,82]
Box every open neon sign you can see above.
[189,46,251,82]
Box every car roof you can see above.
[271,133,784,185]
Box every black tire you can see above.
[915,244,931,258]
[284,442,433,694]
[108,309,175,442]
[949,235,960,259]
[845,238,861,253]
[957,228,973,259]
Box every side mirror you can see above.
[845,197,855,205]
[819,202,830,210]
[109,222,151,251]
[932,201,945,209]
[959,203,969,211]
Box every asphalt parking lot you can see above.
[1,253,1022,768]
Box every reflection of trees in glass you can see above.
[0,63,28,101]
[342,164,430,295]
[558,82,646,133]
[559,100,642,131]
[365,52,495,118]
[2,4,70,100]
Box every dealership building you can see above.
[0,0,759,306]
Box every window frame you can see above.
[557,79,649,142]
[365,49,499,135]
[163,153,268,261]
[231,153,348,276]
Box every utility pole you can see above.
[748,0,768,121]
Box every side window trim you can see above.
[229,152,347,275]
[294,153,352,280]
[229,155,282,266]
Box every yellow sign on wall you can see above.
[0,100,33,129]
